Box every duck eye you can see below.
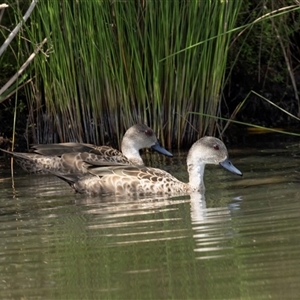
[145,129,153,136]
[213,145,219,150]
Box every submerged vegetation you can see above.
[0,1,300,150]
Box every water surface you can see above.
[1,138,300,299]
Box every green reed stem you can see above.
[16,0,245,147]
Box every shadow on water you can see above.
[1,136,300,299]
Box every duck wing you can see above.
[32,143,123,157]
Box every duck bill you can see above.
[151,142,173,157]
[220,158,242,176]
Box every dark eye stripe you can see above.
[213,145,219,150]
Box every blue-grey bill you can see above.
[220,158,242,176]
[151,142,173,157]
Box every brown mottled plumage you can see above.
[54,137,243,196]
[0,124,173,174]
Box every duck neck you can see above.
[121,145,144,165]
[187,163,206,192]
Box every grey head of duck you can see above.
[186,136,242,192]
[121,124,173,165]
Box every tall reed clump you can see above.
[21,0,243,148]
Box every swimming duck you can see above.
[53,136,242,196]
[0,124,173,174]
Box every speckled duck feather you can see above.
[52,137,243,197]
[0,124,172,174]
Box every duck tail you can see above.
[0,148,32,160]
[0,148,52,173]
[53,173,77,185]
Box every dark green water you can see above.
[1,139,300,299]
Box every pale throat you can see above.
[188,163,206,192]
[122,147,144,165]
